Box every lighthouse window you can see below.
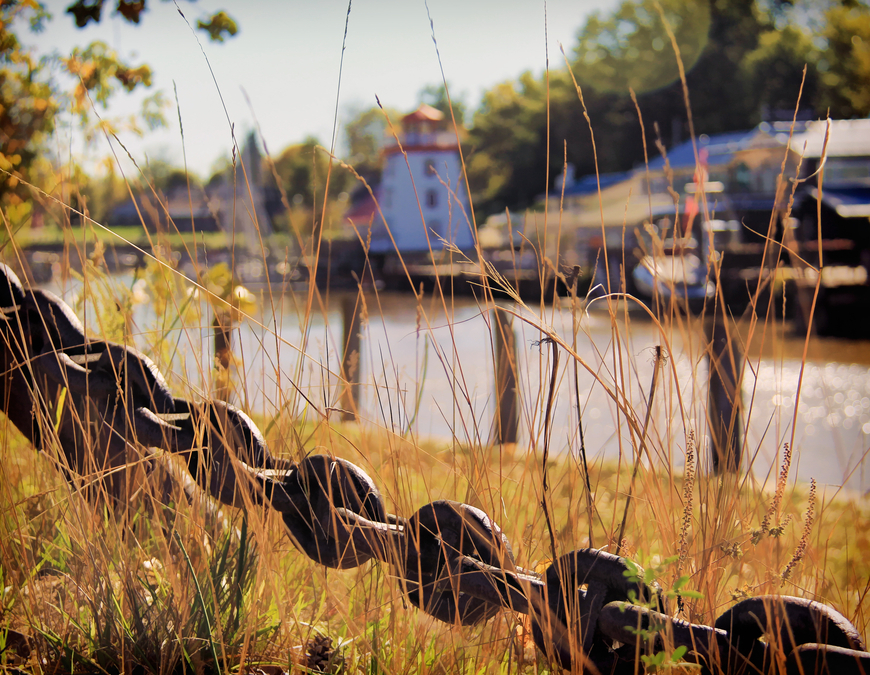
[424,158,437,176]
[425,189,438,208]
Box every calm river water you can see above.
[44,279,870,494]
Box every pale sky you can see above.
[28,0,619,178]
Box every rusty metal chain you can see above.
[1,264,868,673]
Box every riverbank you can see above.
[1,256,867,672]
[33,259,870,494]
[0,410,865,672]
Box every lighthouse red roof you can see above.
[402,104,445,124]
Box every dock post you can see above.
[341,294,362,421]
[493,307,519,444]
[707,315,743,473]
[213,311,233,402]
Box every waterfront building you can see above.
[368,104,474,254]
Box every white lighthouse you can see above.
[370,104,474,254]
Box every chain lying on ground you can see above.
[1,264,868,674]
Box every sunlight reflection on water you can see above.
[237,292,870,494]
[44,277,870,494]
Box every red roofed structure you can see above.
[402,103,444,125]
[348,104,473,254]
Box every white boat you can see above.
[632,251,714,305]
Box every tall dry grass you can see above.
[0,11,867,675]
[1,149,867,674]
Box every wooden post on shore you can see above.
[213,311,232,402]
[707,315,743,473]
[493,307,519,444]
[341,294,362,421]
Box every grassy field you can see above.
[0,231,867,675]
[13,222,232,251]
[1,17,868,673]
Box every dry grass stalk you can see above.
[0,10,865,672]
[781,478,816,584]
[675,429,696,587]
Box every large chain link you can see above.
[1,264,868,673]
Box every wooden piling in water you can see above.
[493,307,519,444]
[707,315,743,473]
[213,311,233,402]
[341,294,362,421]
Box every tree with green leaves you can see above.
[269,136,354,235]
[742,25,821,117]
[342,105,402,184]
[817,1,870,116]
[572,0,712,96]
[465,0,870,217]
[465,74,548,213]
[1,2,59,216]
[0,0,237,218]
